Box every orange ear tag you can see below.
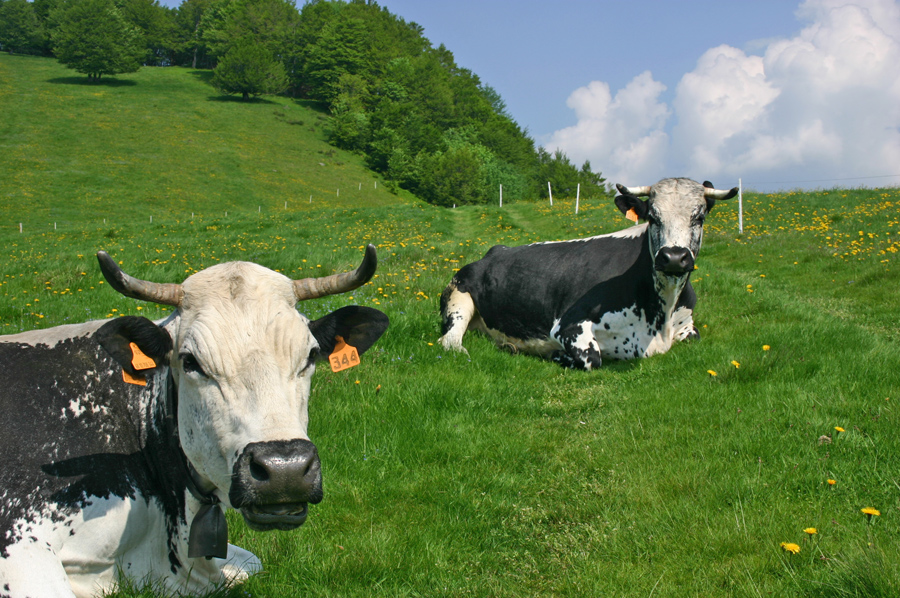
[625,208,639,223]
[329,336,360,373]
[123,369,147,386]
[129,342,156,370]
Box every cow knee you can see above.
[0,545,75,598]
[216,544,262,584]
[439,286,476,353]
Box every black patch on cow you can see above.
[0,330,190,574]
[308,306,389,358]
[95,316,172,376]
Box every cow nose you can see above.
[230,439,323,508]
[655,247,694,274]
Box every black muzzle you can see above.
[230,439,323,531]
[655,246,694,275]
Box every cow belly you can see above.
[475,318,562,357]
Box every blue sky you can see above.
[159,0,900,191]
[377,1,799,138]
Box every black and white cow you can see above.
[439,178,737,370]
[0,247,389,597]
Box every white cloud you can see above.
[545,71,671,185]
[548,0,900,189]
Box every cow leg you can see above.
[551,320,603,371]
[1,542,75,598]
[439,284,476,354]
[674,282,699,341]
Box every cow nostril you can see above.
[249,460,269,482]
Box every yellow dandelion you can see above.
[707,370,717,377]
[780,542,801,554]
[804,527,817,535]
[762,345,771,351]
[731,360,740,368]
[861,507,881,518]
[827,479,836,486]
[834,426,845,433]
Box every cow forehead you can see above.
[181,261,296,307]
[175,262,313,359]
[649,179,706,212]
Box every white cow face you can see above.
[95,249,388,532]
[169,263,319,510]
[615,178,737,277]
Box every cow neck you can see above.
[163,371,228,560]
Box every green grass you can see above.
[3,54,900,597]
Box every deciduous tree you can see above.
[0,0,43,55]
[211,38,287,100]
[51,0,143,81]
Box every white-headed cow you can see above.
[0,247,388,597]
[440,178,737,370]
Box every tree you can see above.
[0,0,43,54]
[51,0,143,81]
[202,0,300,66]
[211,38,287,100]
[327,73,371,151]
[418,145,486,207]
[171,0,218,68]
[118,0,177,66]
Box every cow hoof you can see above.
[499,341,519,355]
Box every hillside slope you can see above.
[0,54,412,229]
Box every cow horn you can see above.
[703,186,739,200]
[293,244,378,301]
[97,251,184,306]
[616,184,651,196]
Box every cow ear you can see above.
[308,306,389,359]
[614,193,649,221]
[96,316,172,376]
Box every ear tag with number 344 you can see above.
[329,336,360,373]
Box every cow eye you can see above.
[299,349,318,375]
[180,353,207,377]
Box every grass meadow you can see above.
[2,54,900,597]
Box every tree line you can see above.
[0,0,611,206]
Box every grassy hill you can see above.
[0,54,411,228]
[2,54,900,597]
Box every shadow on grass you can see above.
[47,76,137,87]
[186,69,329,112]
[187,69,214,84]
[206,94,280,105]
[292,98,329,114]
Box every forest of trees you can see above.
[0,0,611,206]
